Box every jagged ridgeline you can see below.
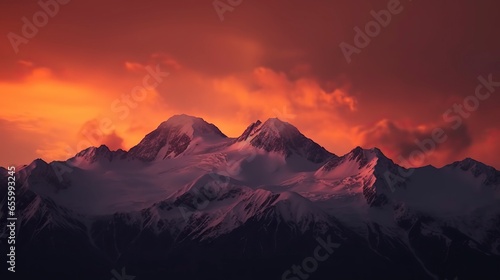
[1,114,499,279]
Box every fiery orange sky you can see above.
[1,0,499,169]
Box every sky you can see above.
[0,0,499,169]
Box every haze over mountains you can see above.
[1,115,499,279]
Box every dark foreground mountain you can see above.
[1,115,499,280]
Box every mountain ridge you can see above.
[1,115,499,279]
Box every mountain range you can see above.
[1,114,499,280]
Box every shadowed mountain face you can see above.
[1,115,499,280]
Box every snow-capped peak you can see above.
[237,118,334,163]
[158,114,227,139]
[257,118,305,139]
[315,146,404,207]
[318,146,391,174]
[237,118,303,142]
[128,115,227,161]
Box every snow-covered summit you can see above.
[238,118,302,141]
[158,114,227,138]
[128,115,227,161]
[317,146,394,175]
[237,118,334,163]
[315,146,405,207]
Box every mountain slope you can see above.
[2,116,499,280]
[314,146,408,207]
[128,114,228,161]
